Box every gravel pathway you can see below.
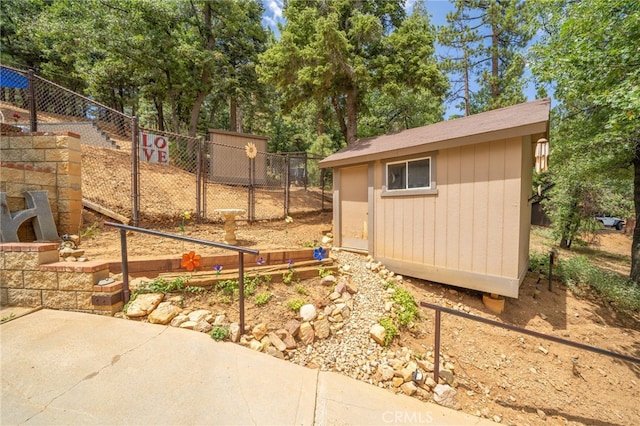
[289,249,392,384]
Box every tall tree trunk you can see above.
[491,23,500,99]
[154,97,165,131]
[345,86,357,145]
[463,47,470,116]
[631,151,640,284]
[229,96,238,132]
[331,96,348,145]
[188,3,215,138]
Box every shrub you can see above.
[254,291,272,306]
[391,287,419,326]
[286,298,306,312]
[379,317,398,347]
[210,326,229,341]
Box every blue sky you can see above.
[260,0,540,118]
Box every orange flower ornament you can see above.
[181,251,201,271]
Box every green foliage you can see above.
[138,277,187,293]
[1,313,16,323]
[379,317,399,347]
[439,0,535,115]
[530,0,639,280]
[80,222,100,240]
[210,326,229,341]
[286,298,306,312]
[390,287,419,326]
[216,279,239,297]
[556,256,640,312]
[258,0,446,145]
[282,269,297,285]
[254,291,272,306]
[295,285,308,296]
[317,266,333,279]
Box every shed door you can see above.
[340,165,369,251]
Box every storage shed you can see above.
[319,99,551,298]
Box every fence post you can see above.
[27,70,37,132]
[248,158,255,223]
[434,309,441,383]
[284,154,290,217]
[196,137,202,223]
[131,117,140,226]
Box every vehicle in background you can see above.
[596,215,625,231]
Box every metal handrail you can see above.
[105,222,259,333]
[420,301,640,383]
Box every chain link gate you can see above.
[1,65,332,227]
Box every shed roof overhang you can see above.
[319,98,550,169]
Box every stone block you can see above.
[58,272,101,291]
[0,149,23,162]
[22,150,45,162]
[4,252,39,270]
[77,291,95,310]
[68,149,81,164]
[1,287,8,305]
[8,137,33,150]
[23,271,58,290]
[0,167,25,184]
[1,270,24,288]
[8,289,41,306]
[43,290,77,309]
[25,170,56,187]
[32,136,57,149]
[45,148,68,162]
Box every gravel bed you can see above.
[288,249,390,383]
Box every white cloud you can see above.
[266,0,283,19]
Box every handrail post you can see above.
[434,309,441,383]
[238,252,245,334]
[27,69,37,132]
[119,229,130,303]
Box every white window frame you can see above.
[382,155,437,197]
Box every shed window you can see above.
[386,157,431,191]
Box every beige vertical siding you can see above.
[373,136,525,295]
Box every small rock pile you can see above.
[121,249,463,409]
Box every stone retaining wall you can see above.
[0,131,82,240]
[0,243,121,314]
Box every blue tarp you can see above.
[0,68,29,89]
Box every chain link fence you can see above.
[1,65,332,227]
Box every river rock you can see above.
[229,323,241,343]
[249,339,263,352]
[401,381,418,396]
[252,323,267,340]
[195,320,212,333]
[188,309,211,323]
[268,332,288,352]
[125,293,164,317]
[314,316,331,339]
[433,384,460,410]
[179,320,197,330]
[345,279,358,294]
[285,319,301,336]
[300,304,317,321]
[170,314,189,327]
[320,275,337,286]
[370,323,386,346]
[275,329,297,350]
[148,302,181,325]
[379,365,395,381]
[299,321,315,345]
